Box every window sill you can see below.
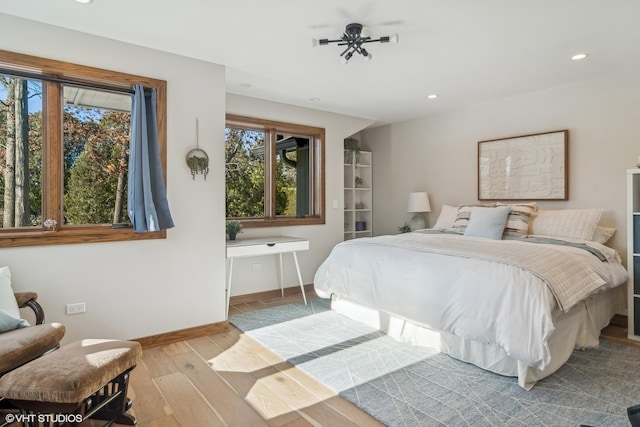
[232,217,325,228]
[0,227,166,248]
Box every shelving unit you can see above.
[627,168,640,341]
[344,150,372,240]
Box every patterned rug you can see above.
[230,299,640,427]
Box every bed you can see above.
[313,205,628,389]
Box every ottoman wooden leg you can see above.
[91,369,137,425]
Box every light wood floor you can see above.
[115,293,639,427]
[120,291,383,427]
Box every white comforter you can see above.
[313,232,628,370]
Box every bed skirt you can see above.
[330,284,626,390]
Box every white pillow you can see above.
[0,266,21,319]
[592,226,616,244]
[529,209,603,241]
[0,266,28,332]
[433,205,459,230]
[464,206,511,240]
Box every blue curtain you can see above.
[128,84,174,232]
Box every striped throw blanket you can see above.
[346,233,606,312]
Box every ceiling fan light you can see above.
[313,23,398,62]
[345,23,363,37]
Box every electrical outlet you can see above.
[66,302,86,315]
[252,263,262,271]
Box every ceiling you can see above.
[2,0,640,126]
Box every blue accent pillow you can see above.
[464,206,511,240]
[0,308,29,333]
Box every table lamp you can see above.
[407,192,431,231]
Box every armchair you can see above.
[14,292,45,325]
[0,292,65,377]
[0,293,140,426]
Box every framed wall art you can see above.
[478,130,568,201]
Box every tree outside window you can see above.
[225,115,325,227]
[1,79,131,228]
[0,77,40,228]
[0,49,166,247]
[62,88,132,226]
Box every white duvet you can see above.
[313,232,628,370]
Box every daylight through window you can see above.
[225,115,325,227]
[0,49,166,247]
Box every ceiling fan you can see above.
[312,23,398,64]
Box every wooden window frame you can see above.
[0,49,167,248]
[225,114,325,228]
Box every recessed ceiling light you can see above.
[74,0,93,4]
[239,83,252,88]
[571,53,588,61]
[309,97,320,102]
[427,94,438,99]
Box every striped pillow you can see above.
[497,202,538,238]
[451,203,497,234]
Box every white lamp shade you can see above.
[407,192,431,213]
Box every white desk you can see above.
[225,236,309,318]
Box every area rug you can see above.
[230,300,640,426]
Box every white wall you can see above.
[0,14,227,343]
[0,14,374,342]
[225,94,374,296]
[363,71,640,260]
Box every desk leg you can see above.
[226,258,234,319]
[292,251,307,305]
[279,253,284,298]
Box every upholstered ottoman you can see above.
[0,339,141,425]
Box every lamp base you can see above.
[409,214,426,231]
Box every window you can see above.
[225,115,325,227]
[0,50,166,247]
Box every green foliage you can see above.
[344,137,359,151]
[1,79,130,228]
[63,110,130,225]
[1,78,43,226]
[398,223,412,233]
[225,128,294,218]
[27,111,43,223]
[187,155,209,180]
[225,220,243,234]
[225,130,266,217]
[282,187,297,216]
[344,137,360,164]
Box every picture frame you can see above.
[478,130,568,201]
